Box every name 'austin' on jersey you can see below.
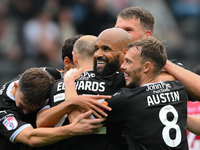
[105,80,189,150]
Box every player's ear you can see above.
[72,51,77,65]
[64,56,73,71]
[120,48,128,64]
[14,82,18,88]
[144,30,152,37]
[143,62,151,73]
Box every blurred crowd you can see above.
[0,0,200,86]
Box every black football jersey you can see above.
[0,76,32,150]
[75,70,125,95]
[42,70,125,150]
[72,70,125,150]
[105,81,189,150]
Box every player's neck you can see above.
[140,76,160,87]
[78,63,93,72]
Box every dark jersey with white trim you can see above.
[105,81,189,150]
[72,70,125,150]
[39,78,76,150]
[0,67,57,150]
[41,70,125,150]
[0,76,32,150]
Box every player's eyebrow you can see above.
[102,45,111,50]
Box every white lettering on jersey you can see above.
[75,81,105,92]
[146,82,171,93]
[0,84,6,95]
[57,82,65,91]
[0,110,7,114]
[147,91,180,106]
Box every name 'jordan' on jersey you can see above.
[105,80,189,150]
[44,70,125,150]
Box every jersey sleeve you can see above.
[0,109,31,143]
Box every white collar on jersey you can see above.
[7,80,19,101]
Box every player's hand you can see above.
[67,95,112,118]
[64,68,83,81]
[69,111,106,135]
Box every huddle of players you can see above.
[1,6,200,150]
[36,6,192,150]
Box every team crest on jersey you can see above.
[3,116,18,130]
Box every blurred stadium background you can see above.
[0,0,200,86]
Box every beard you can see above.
[94,55,120,76]
[126,68,142,88]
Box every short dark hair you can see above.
[18,67,55,108]
[127,37,167,74]
[61,35,83,62]
[118,6,155,33]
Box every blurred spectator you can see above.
[76,0,116,36]
[0,16,22,61]
[0,1,22,61]
[23,9,61,67]
[57,7,78,44]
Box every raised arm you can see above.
[187,115,200,136]
[37,68,111,127]
[36,100,74,127]
[64,68,111,122]
[37,95,111,127]
[164,60,200,101]
[16,111,105,147]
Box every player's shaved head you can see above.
[74,35,97,59]
[97,28,132,51]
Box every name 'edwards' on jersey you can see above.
[75,70,125,95]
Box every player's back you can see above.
[106,80,189,150]
[72,70,125,150]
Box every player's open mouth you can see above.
[124,73,130,80]
[97,61,106,68]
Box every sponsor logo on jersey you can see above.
[54,93,65,102]
[77,72,95,80]
[146,82,171,94]
[3,116,18,130]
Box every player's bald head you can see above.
[97,28,132,50]
[74,35,97,58]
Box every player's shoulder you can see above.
[49,78,64,92]
[169,59,185,68]
[165,80,184,88]
[52,78,64,85]
[112,86,140,98]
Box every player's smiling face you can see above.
[121,46,143,88]
[94,34,122,76]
